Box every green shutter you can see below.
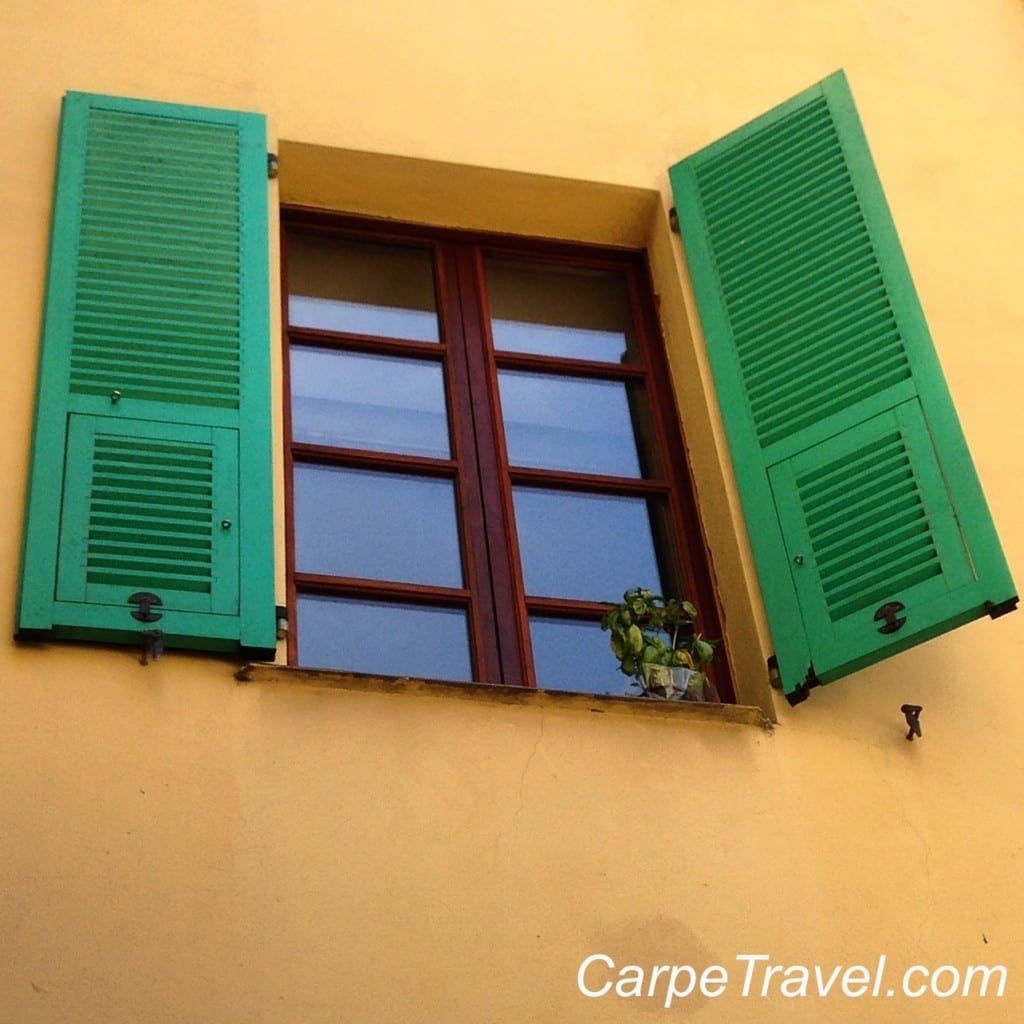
[17,92,275,657]
[669,71,1017,703]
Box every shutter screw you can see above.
[221,519,232,530]
[793,554,804,566]
[110,389,122,404]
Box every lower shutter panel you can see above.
[768,402,978,682]
[54,417,241,641]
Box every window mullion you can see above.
[432,242,510,685]
[447,244,533,687]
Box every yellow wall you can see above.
[3,2,1024,1021]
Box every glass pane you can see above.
[499,370,652,476]
[288,234,439,341]
[513,487,663,601]
[530,616,631,696]
[291,347,450,457]
[485,259,637,362]
[297,594,472,681]
[294,465,463,587]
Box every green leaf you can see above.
[693,638,715,665]
[627,624,644,653]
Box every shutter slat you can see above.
[70,104,245,413]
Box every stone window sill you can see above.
[236,663,773,729]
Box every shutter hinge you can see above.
[668,206,680,234]
[784,664,821,707]
[986,596,1018,619]
[267,153,279,180]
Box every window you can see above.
[282,215,732,699]
[20,79,1013,704]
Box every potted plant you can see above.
[600,587,720,702]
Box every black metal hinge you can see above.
[986,596,1019,619]
[784,664,821,707]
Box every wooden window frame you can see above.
[281,208,735,702]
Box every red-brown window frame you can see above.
[281,208,734,702]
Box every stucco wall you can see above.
[2,2,1023,1021]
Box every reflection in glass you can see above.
[294,465,463,587]
[513,488,663,601]
[291,347,450,457]
[499,370,646,476]
[530,617,631,695]
[288,234,439,341]
[297,594,472,681]
[485,259,636,362]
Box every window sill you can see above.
[235,663,773,729]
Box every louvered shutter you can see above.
[17,92,275,657]
[669,71,1017,703]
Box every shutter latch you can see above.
[140,629,165,665]
[874,601,906,634]
[129,591,165,665]
[901,703,923,741]
[128,591,163,623]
